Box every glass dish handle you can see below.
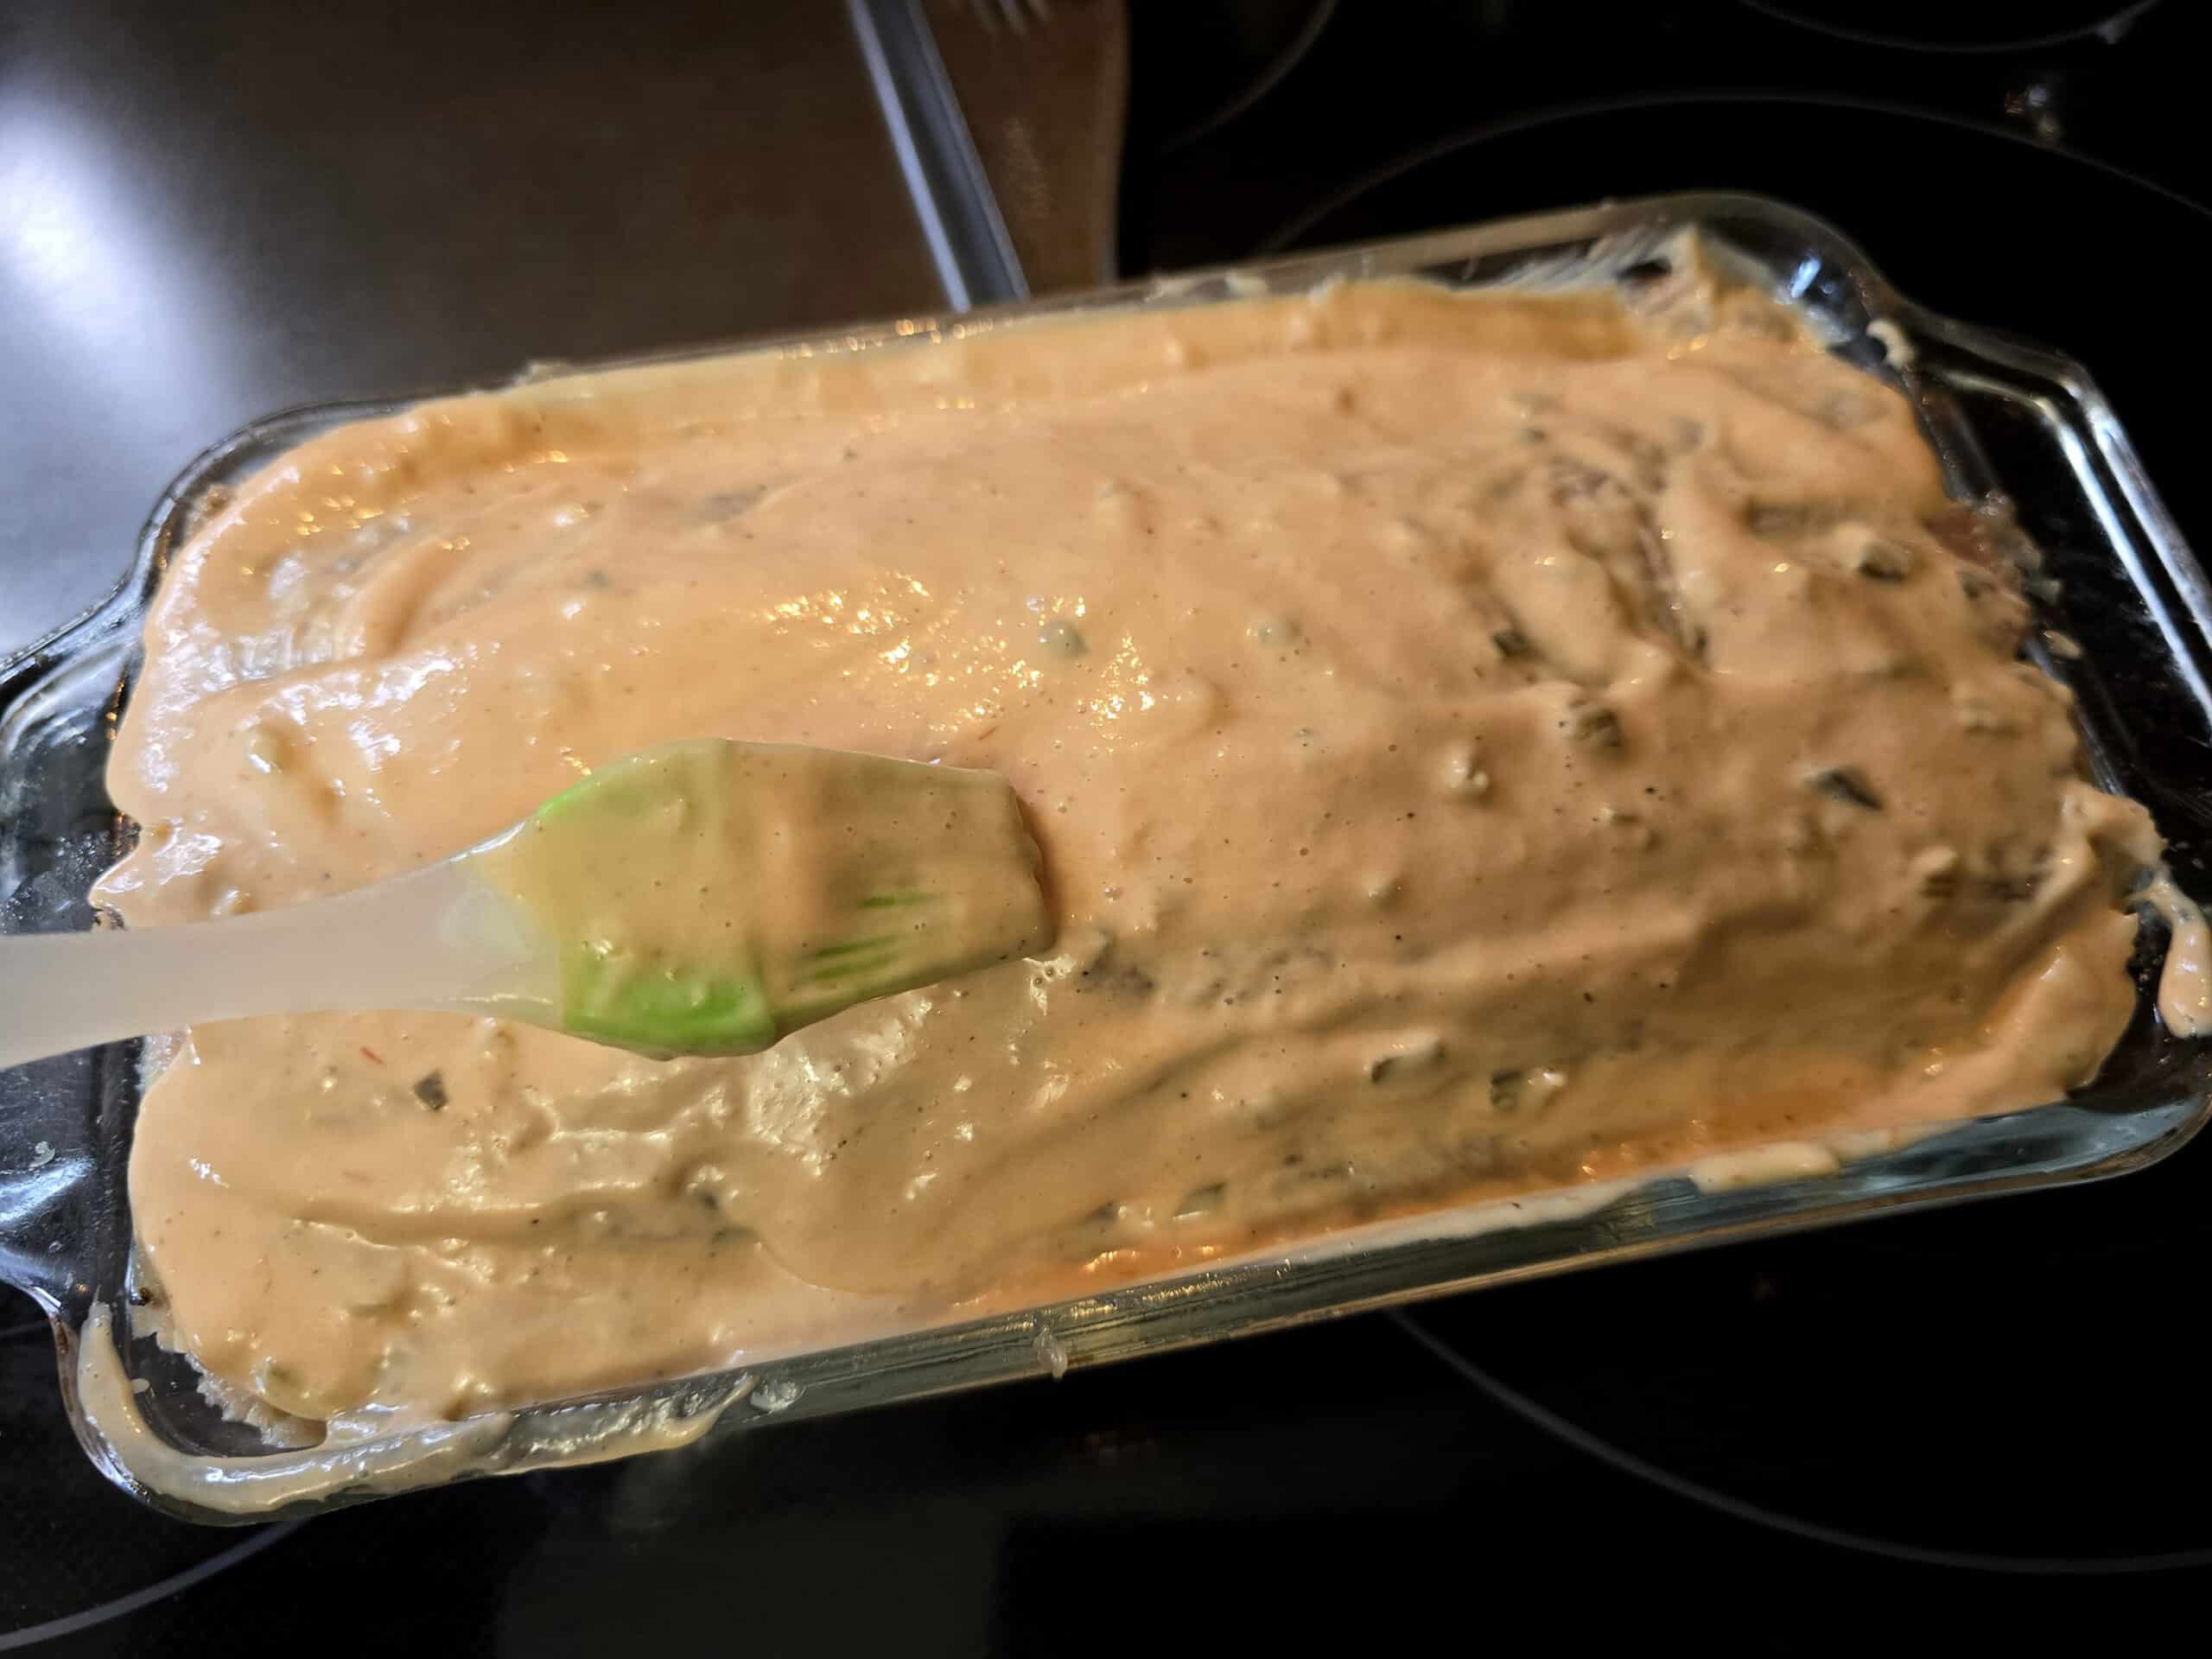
[1,1049,103,1312]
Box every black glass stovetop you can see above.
[8,3,2212,1649]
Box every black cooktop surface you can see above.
[7,3,2212,1649]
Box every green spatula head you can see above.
[471,739,1053,1058]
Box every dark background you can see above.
[7,2,2212,1649]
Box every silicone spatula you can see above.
[0,739,1053,1069]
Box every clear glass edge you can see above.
[8,188,2208,1522]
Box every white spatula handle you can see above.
[0,861,533,1071]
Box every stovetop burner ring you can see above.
[0,1522,308,1653]
[1391,1309,2212,1576]
[1739,0,2160,55]
[1255,86,2212,257]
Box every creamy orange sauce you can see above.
[101,276,2167,1426]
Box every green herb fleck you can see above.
[1808,766,1884,811]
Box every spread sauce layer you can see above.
[100,276,2161,1424]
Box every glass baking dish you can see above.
[5,190,2209,1523]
